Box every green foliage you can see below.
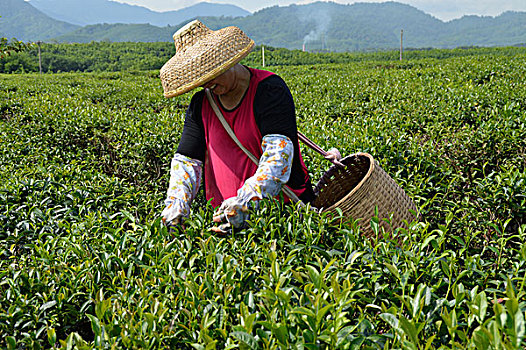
[0,48,525,348]
[0,42,174,73]
[0,37,33,60]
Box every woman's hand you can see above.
[162,214,186,235]
[211,196,250,234]
[325,147,344,167]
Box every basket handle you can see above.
[297,131,328,157]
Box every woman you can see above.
[159,20,340,233]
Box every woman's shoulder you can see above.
[185,89,206,121]
[190,89,205,106]
[256,74,291,98]
[246,67,286,89]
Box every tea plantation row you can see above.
[0,50,525,348]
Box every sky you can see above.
[112,0,526,21]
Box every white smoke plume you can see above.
[301,8,331,49]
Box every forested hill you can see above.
[2,0,526,51]
[0,0,78,40]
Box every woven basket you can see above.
[312,152,417,238]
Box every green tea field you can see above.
[1,48,525,349]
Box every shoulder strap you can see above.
[205,88,303,205]
[206,89,260,165]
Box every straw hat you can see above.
[160,20,255,98]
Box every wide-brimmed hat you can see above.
[160,20,255,98]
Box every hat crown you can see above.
[173,20,211,53]
[161,19,254,98]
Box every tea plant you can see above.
[1,48,525,348]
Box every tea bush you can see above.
[1,49,525,348]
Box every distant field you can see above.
[1,48,525,348]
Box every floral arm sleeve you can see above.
[238,134,293,202]
[161,153,203,225]
[214,134,293,228]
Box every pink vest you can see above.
[201,68,309,207]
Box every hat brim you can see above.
[161,39,254,98]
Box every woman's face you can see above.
[201,68,236,96]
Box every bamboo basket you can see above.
[312,152,417,238]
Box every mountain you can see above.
[28,0,251,26]
[56,2,524,51]
[217,2,449,51]
[204,2,526,51]
[2,0,526,50]
[0,0,78,41]
[444,11,526,47]
[49,1,446,48]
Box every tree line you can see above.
[1,41,526,74]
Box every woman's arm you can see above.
[162,92,206,226]
[162,154,202,226]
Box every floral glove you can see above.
[161,153,202,227]
[212,197,250,233]
[211,134,294,233]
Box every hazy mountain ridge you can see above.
[28,0,251,26]
[1,0,525,50]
